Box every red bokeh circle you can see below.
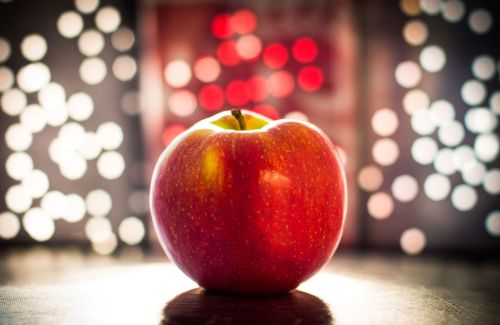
[246,75,268,102]
[263,43,288,69]
[226,80,250,106]
[217,40,240,66]
[298,66,324,92]
[211,14,232,39]
[292,37,318,63]
[267,71,295,98]
[199,84,225,111]
[231,10,257,35]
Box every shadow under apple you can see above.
[161,288,334,325]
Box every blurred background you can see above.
[0,0,499,257]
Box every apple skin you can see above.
[150,110,346,294]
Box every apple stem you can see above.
[231,109,247,130]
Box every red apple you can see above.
[150,109,346,294]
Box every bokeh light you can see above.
[400,228,426,255]
[485,211,500,236]
[92,233,117,255]
[6,185,32,213]
[112,55,137,81]
[21,34,47,61]
[231,9,257,35]
[297,66,324,92]
[16,63,51,93]
[461,80,486,106]
[0,212,20,239]
[451,185,477,211]
[67,92,94,121]
[86,189,112,217]
[263,43,288,69]
[284,111,309,121]
[468,9,492,34]
[97,151,125,179]
[57,11,84,39]
[199,84,224,111]
[111,27,135,52]
[5,123,32,151]
[403,89,429,115]
[63,194,86,223]
[41,191,67,219]
[367,192,394,220]
[216,40,240,66]
[97,122,123,151]
[267,71,294,98]
[461,160,486,186]
[452,145,475,171]
[38,82,66,109]
[411,108,435,135]
[78,131,102,160]
[23,208,55,242]
[118,216,145,245]
[226,79,249,106]
[391,175,419,202]
[402,20,428,46]
[419,45,446,73]
[292,37,318,64]
[78,29,105,56]
[168,90,197,117]
[472,55,495,80]
[372,138,399,166]
[371,108,399,136]
[95,6,121,33]
[490,91,500,115]
[5,152,33,181]
[483,169,500,195]
[395,61,422,88]
[0,66,14,91]
[474,133,499,163]
[59,154,87,180]
[465,108,497,133]
[358,165,384,192]
[419,0,440,15]
[411,137,438,165]
[164,60,191,88]
[1,88,27,116]
[75,0,100,14]
[80,57,107,85]
[246,75,267,102]
[429,100,455,126]
[400,0,421,16]
[0,37,11,63]
[424,173,451,201]
[211,13,232,39]
[433,148,456,175]
[193,56,220,83]
[438,120,464,147]
[85,216,112,243]
[21,169,49,199]
[236,34,262,61]
[442,0,465,23]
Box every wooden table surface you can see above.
[1,247,499,324]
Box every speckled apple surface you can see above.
[150,110,346,294]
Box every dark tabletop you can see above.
[1,247,499,324]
